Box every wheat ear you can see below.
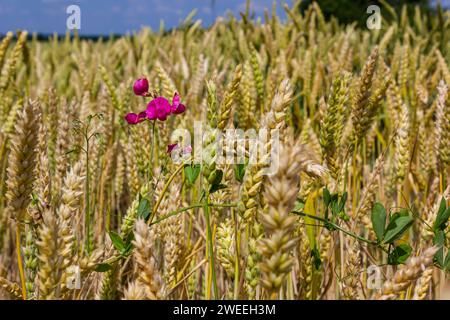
[378,247,438,300]
[133,219,166,299]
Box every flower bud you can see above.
[133,78,149,96]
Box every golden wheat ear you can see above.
[133,219,166,300]
[378,247,439,300]
[6,100,39,223]
[259,142,312,299]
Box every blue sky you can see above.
[0,0,292,35]
[1,0,448,36]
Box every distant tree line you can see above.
[299,0,433,26]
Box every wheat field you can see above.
[0,1,449,300]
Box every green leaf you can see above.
[137,197,151,221]
[330,194,339,215]
[433,198,449,231]
[323,188,331,207]
[388,243,412,265]
[123,242,134,256]
[210,183,227,194]
[311,246,322,270]
[234,163,246,183]
[95,263,113,272]
[338,211,350,222]
[383,215,414,244]
[434,229,445,246]
[331,201,338,216]
[184,164,201,185]
[108,231,125,253]
[433,230,445,267]
[337,192,348,213]
[209,170,225,193]
[294,200,304,212]
[331,194,338,203]
[124,232,135,247]
[210,169,223,187]
[389,209,409,222]
[371,203,387,242]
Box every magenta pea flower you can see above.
[133,78,149,96]
[125,111,146,124]
[171,92,186,114]
[125,77,187,125]
[167,143,179,154]
[146,97,172,121]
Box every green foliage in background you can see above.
[300,0,432,26]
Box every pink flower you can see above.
[183,146,192,154]
[146,97,172,121]
[125,111,146,124]
[171,92,186,114]
[125,86,186,125]
[133,78,149,96]
[167,143,178,154]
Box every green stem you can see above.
[16,226,27,300]
[292,210,377,246]
[148,120,156,183]
[232,207,240,299]
[147,159,190,225]
[203,187,218,299]
[85,131,91,253]
[148,156,169,209]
